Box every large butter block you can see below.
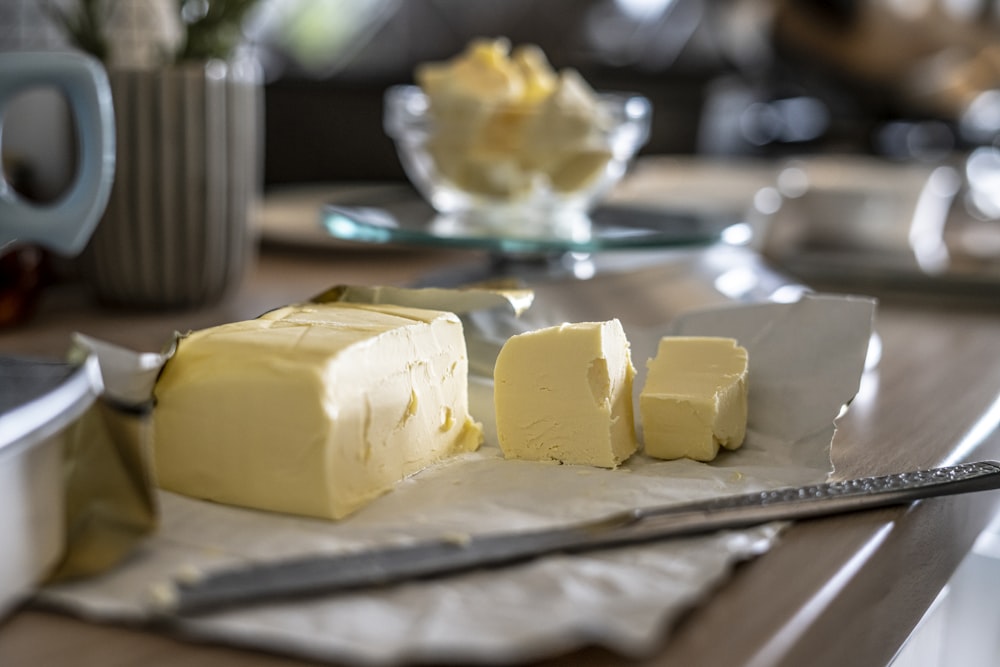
[494,320,638,468]
[640,337,748,462]
[153,302,483,520]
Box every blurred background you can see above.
[4,5,1000,664]
[4,0,1000,196]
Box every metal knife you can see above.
[160,460,1000,616]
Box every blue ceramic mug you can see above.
[0,52,115,256]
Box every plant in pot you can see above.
[48,0,263,309]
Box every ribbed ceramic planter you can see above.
[83,58,261,309]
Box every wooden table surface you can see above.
[2,227,1000,667]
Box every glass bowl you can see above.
[383,84,652,236]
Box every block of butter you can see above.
[493,320,638,468]
[153,302,483,520]
[640,337,748,462]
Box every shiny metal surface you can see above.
[0,355,101,619]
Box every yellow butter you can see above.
[494,320,638,468]
[416,38,611,198]
[519,69,611,173]
[511,44,558,104]
[640,337,748,462]
[416,37,525,108]
[153,302,482,520]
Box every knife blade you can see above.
[159,460,1000,616]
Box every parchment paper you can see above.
[39,294,876,665]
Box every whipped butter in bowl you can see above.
[384,38,652,238]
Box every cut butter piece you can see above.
[153,302,483,520]
[640,336,748,462]
[494,319,638,468]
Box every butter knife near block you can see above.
[159,460,1000,616]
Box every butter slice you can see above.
[494,320,638,468]
[153,302,482,520]
[640,337,748,462]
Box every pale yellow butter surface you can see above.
[640,337,748,462]
[153,302,482,520]
[493,320,638,468]
[416,38,612,198]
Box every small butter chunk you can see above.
[494,319,638,468]
[640,337,748,462]
[153,302,483,520]
[417,38,525,115]
[511,44,558,104]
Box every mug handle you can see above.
[0,52,115,256]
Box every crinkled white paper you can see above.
[40,294,876,666]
